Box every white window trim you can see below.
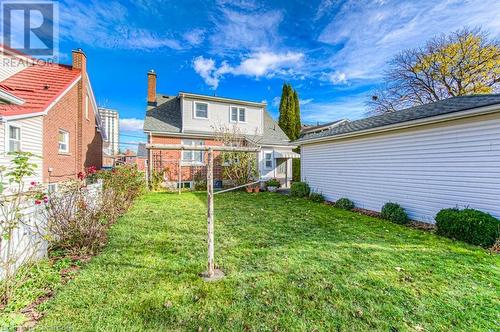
[58,129,70,154]
[229,105,246,123]
[264,152,273,170]
[181,139,205,165]
[193,101,209,119]
[8,124,22,152]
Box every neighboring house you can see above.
[301,119,348,136]
[136,143,148,171]
[0,46,104,189]
[296,94,500,223]
[143,70,298,189]
[99,107,119,167]
[116,149,136,165]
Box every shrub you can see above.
[292,158,300,182]
[44,181,109,255]
[309,192,325,203]
[335,198,354,211]
[381,202,409,224]
[435,208,500,247]
[266,178,281,188]
[291,182,310,198]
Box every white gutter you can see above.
[297,104,500,145]
[179,92,266,108]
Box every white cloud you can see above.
[300,98,314,105]
[231,52,304,77]
[193,51,304,88]
[120,118,144,132]
[209,7,284,54]
[318,0,500,81]
[59,1,182,50]
[183,29,205,46]
[322,71,347,85]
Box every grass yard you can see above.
[36,192,499,331]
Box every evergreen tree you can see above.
[278,83,302,140]
[292,90,301,140]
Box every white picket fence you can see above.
[0,181,103,279]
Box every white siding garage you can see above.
[301,112,500,223]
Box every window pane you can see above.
[9,140,20,152]
[9,126,20,140]
[239,108,246,122]
[231,108,238,121]
[196,103,208,118]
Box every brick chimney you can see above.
[147,69,157,106]
[72,48,87,175]
[72,48,86,76]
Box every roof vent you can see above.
[43,84,50,90]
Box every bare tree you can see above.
[370,28,500,113]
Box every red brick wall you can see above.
[42,76,102,183]
[150,135,224,182]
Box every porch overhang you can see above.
[274,151,300,159]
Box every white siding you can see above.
[301,113,500,223]
[0,53,30,81]
[181,97,264,136]
[0,117,44,189]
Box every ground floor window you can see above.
[182,139,204,163]
[264,152,273,169]
[9,125,21,152]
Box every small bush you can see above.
[266,178,281,188]
[309,192,325,203]
[335,198,354,211]
[381,202,409,224]
[292,158,300,182]
[290,182,310,198]
[435,208,500,247]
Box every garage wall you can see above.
[301,113,500,223]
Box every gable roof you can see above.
[144,92,294,146]
[297,94,500,143]
[0,63,81,118]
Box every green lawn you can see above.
[36,192,499,331]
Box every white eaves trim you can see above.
[298,104,500,145]
[86,76,107,140]
[179,92,266,108]
[0,75,82,121]
[0,88,25,105]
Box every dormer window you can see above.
[230,106,246,123]
[194,102,208,119]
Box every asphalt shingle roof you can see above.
[297,94,500,143]
[143,93,293,146]
[143,94,181,133]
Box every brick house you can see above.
[143,70,299,189]
[0,46,104,188]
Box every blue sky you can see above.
[54,0,500,151]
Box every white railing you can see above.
[0,181,103,279]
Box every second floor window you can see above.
[9,126,21,152]
[195,102,208,119]
[182,139,204,163]
[230,107,246,123]
[58,129,69,153]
